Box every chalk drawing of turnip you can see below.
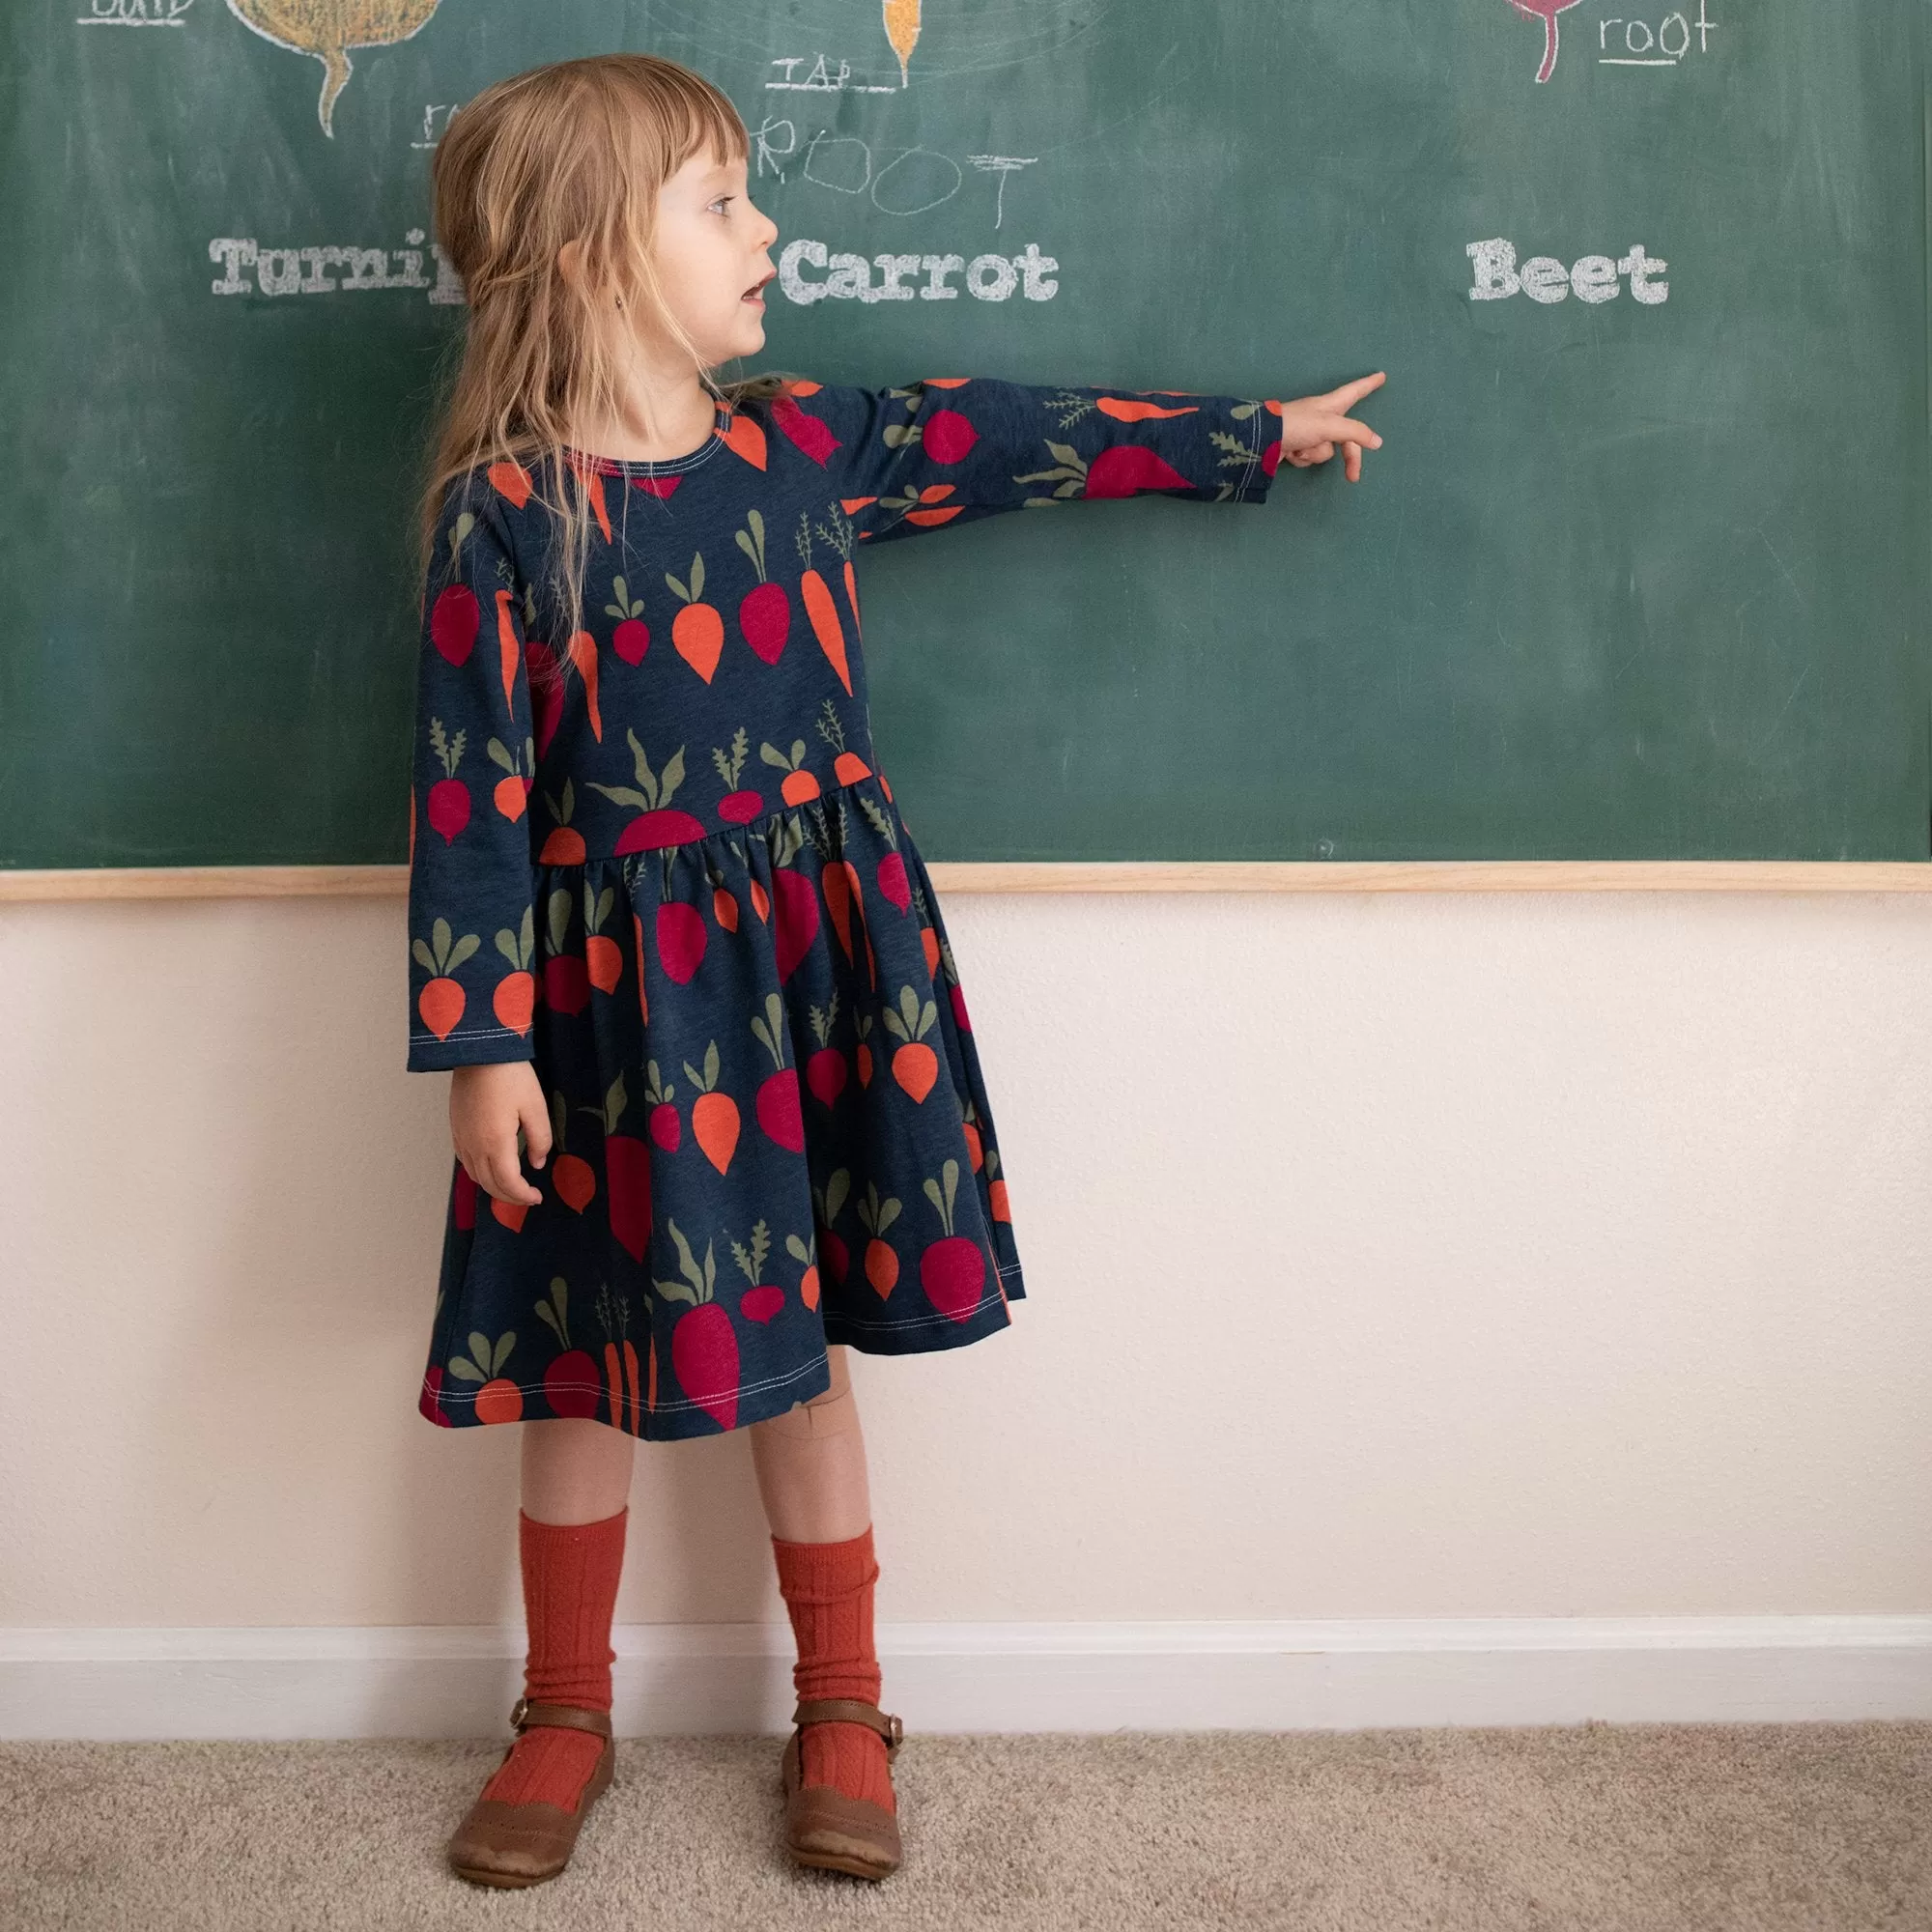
[227,0,441,136]
[1508,0,1584,84]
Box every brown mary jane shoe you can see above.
[779,1695,905,1881]
[446,1696,616,1889]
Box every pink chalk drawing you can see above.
[1508,0,1585,84]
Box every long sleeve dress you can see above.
[406,375,1285,1438]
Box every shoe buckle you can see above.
[884,1712,904,1754]
[508,1694,530,1732]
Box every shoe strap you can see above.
[791,1696,904,1758]
[509,1696,612,1739]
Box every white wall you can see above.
[5,889,1930,1635]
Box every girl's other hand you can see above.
[449,1062,552,1207]
[1277,371,1387,482]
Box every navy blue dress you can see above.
[406,376,1283,1438]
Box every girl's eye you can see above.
[711,195,735,213]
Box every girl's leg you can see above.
[750,1347,895,1811]
[477,1418,636,1810]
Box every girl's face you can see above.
[648,142,780,369]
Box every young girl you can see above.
[405,52,1383,1892]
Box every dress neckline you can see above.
[561,400,733,476]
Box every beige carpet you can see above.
[3,1721,1927,1931]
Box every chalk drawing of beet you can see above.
[1508,0,1585,84]
[227,0,441,136]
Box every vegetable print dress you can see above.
[407,376,1284,1439]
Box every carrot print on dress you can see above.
[449,1329,523,1422]
[856,1182,901,1298]
[787,1231,822,1313]
[655,1219,741,1431]
[486,733,532,823]
[665,551,724,681]
[413,919,477,1040]
[492,905,536,1037]
[815,697,872,785]
[533,1277,602,1419]
[545,1087,597,1215]
[582,879,622,993]
[793,510,853,694]
[594,1282,635,1433]
[882,983,941,1102]
[682,1039,740,1176]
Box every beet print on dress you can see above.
[406,376,1283,1439]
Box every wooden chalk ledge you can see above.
[3,861,1932,900]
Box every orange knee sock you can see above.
[480,1505,627,1813]
[771,1522,895,1812]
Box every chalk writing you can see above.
[1599,4,1718,66]
[411,103,459,150]
[779,240,1058,303]
[753,118,1036,230]
[76,0,195,22]
[208,229,465,301]
[1467,239,1669,304]
[767,55,898,95]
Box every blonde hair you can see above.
[419,54,791,659]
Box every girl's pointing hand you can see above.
[1277,371,1387,483]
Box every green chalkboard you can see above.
[5,0,1926,865]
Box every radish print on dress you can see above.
[537,777,586,864]
[787,1230,822,1312]
[542,888,588,1015]
[711,724,765,825]
[643,1060,680,1151]
[582,1071,651,1263]
[730,1220,785,1324]
[429,583,479,666]
[604,575,649,665]
[587,730,705,852]
[533,1276,602,1418]
[813,1169,853,1285]
[805,991,849,1107]
[751,992,806,1151]
[425,718,469,844]
[920,1160,986,1322]
[545,1087,597,1216]
[733,509,792,664]
[655,1219,741,1431]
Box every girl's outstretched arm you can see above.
[779,377,1291,544]
[404,479,542,1073]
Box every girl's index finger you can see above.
[1331,371,1387,407]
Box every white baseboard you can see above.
[3,1617,1929,1741]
